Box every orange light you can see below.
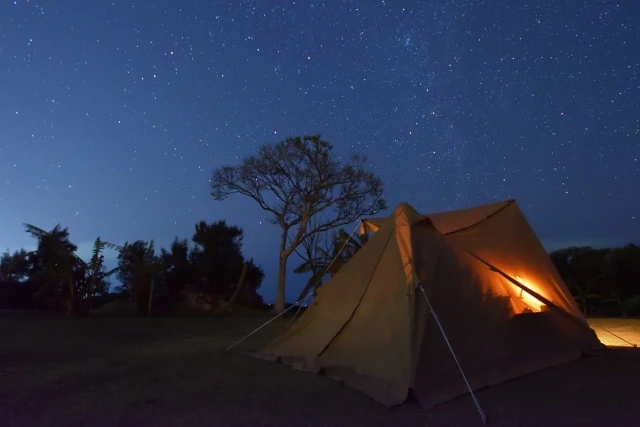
[514,275,545,312]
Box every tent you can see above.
[252,200,605,410]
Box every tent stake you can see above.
[418,284,488,425]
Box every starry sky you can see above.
[1,0,638,303]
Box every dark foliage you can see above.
[3,217,637,319]
[1,220,265,316]
[189,220,264,298]
[550,244,640,317]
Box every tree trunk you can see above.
[274,254,288,313]
[147,279,155,316]
[87,274,96,311]
[217,262,249,313]
[66,277,75,316]
[274,227,291,314]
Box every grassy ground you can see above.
[585,318,640,348]
[1,313,640,427]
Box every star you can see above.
[0,0,637,302]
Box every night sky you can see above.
[1,0,638,302]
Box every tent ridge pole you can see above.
[418,284,488,425]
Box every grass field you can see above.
[1,312,639,427]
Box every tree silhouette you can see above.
[22,225,121,315]
[602,244,640,317]
[189,220,264,299]
[211,134,386,312]
[159,237,193,302]
[79,238,120,314]
[117,240,161,316]
[0,249,34,309]
[549,246,609,317]
[24,224,80,315]
[294,227,370,301]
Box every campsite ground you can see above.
[1,312,639,427]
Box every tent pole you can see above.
[418,284,488,425]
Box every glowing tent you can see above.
[252,200,605,410]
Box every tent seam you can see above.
[443,199,515,236]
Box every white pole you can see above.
[418,284,488,425]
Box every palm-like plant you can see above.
[24,224,80,315]
[336,228,370,260]
[24,224,121,315]
[294,227,369,301]
[81,238,121,312]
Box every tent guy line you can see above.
[593,326,638,348]
[223,296,305,352]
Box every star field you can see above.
[1,0,638,301]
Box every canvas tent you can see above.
[252,200,605,409]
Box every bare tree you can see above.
[210,134,386,313]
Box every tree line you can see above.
[2,221,638,319]
[1,134,638,317]
[0,220,265,316]
[1,134,386,315]
[550,244,640,317]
